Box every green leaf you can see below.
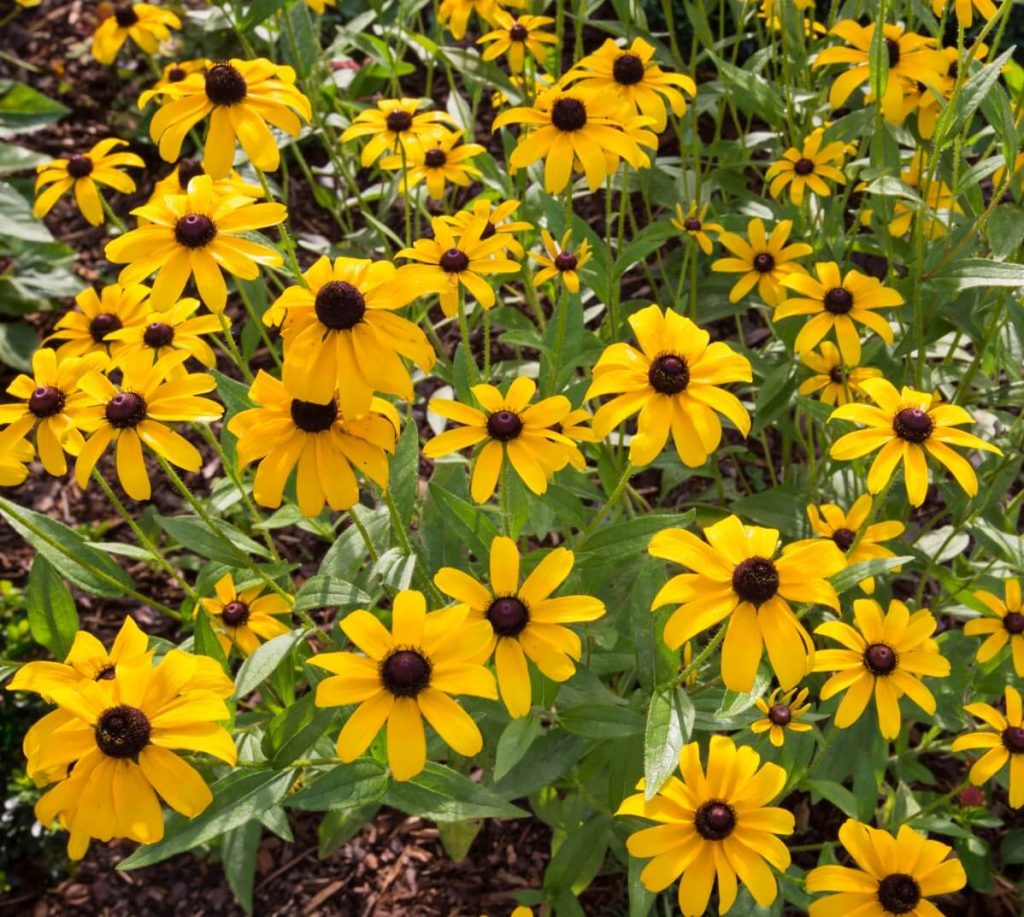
[804,779,861,819]
[931,259,1024,292]
[943,49,1015,146]
[285,759,390,811]
[544,814,609,895]
[221,820,262,914]
[576,511,695,564]
[425,482,501,560]
[384,763,526,821]
[280,2,316,78]
[264,697,337,767]
[0,141,48,175]
[292,575,370,612]
[559,704,644,739]
[494,715,543,782]
[709,54,784,124]
[26,555,78,659]
[390,421,420,527]
[234,631,305,697]
[242,0,288,28]
[0,81,69,136]
[193,608,229,669]
[829,555,914,594]
[0,322,38,371]
[156,514,269,565]
[643,688,695,800]
[437,819,482,861]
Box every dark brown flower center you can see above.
[95,664,116,680]
[95,704,151,758]
[222,600,250,627]
[143,322,175,349]
[886,38,901,69]
[167,65,187,82]
[177,158,205,188]
[386,109,413,133]
[824,287,854,314]
[694,801,736,840]
[290,398,338,433]
[424,148,447,168]
[105,392,147,428]
[174,214,217,249]
[551,98,587,131]
[893,408,933,443]
[647,354,690,395]
[753,252,775,273]
[828,365,843,384]
[480,221,496,240]
[731,557,779,605]
[28,385,66,418]
[947,61,959,79]
[554,251,578,272]
[67,154,94,179]
[315,280,367,330]
[794,157,815,176]
[864,643,897,675]
[486,596,529,637]
[1003,726,1024,753]
[509,22,528,41]
[768,703,792,726]
[612,53,646,85]
[877,873,920,915]
[89,312,122,342]
[381,649,431,697]
[205,63,248,106]
[114,5,138,27]
[439,248,470,273]
[1004,612,1024,635]
[832,527,856,551]
[683,216,701,231]
[487,410,523,441]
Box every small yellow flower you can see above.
[0,424,35,487]
[670,203,723,255]
[201,573,293,656]
[765,131,847,205]
[530,229,591,293]
[712,218,811,306]
[798,342,882,406]
[438,0,523,41]
[91,3,180,65]
[964,579,1024,675]
[380,130,486,199]
[952,685,1024,807]
[105,298,222,372]
[48,283,150,359]
[753,687,812,747]
[477,12,557,73]
[438,198,532,258]
[341,98,456,168]
[932,0,999,27]
[148,158,263,204]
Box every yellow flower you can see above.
[953,686,1024,807]
[932,0,998,27]
[753,687,812,747]
[0,349,107,476]
[438,198,533,258]
[670,203,723,255]
[435,536,605,717]
[492,87,655,193]
[765,131,847,205]
[777,262,902,365]
[33,139,144,226]
[48,282,150,359]
[142,59,312,177]
[491,71,553,109]
[73,351,223,501]
[910,44,987,139]
[105,298,221,373]
[815,599,950,740]
[423,377,580,503]
[712,218,811,306]
[477,12,557,73]
[305,0,335,11]
[395,216,519,317]
[438,0,523,40]
[309,590,498,780]
[148,158,263,203]
[341,98,456,168]
[806,819,966,916]
[201,573,292,656]
[0,425,34,487]
[798,342,882,406]
[91,3,180,65]
[649,514,845,691]
[617,735,793,916]
[138,59,208,104]
[563,37,696,132]
[105,175,286,312]
[585,304,752,467]
[964,579,1024,675]
[380,130,486,199]
[530,229,591,293]
[227,371,399,517]
[828,378,1002,507]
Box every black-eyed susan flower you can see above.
[753,687,812,747]
[106,297,222,371]
[434,536,605,717]
[765,131,847,206]
[530,229,591,293]
[477,12,557,73]
[105,175,286,313]
[381,130,486,200]
[48,283,150,359]
[554,408,595,470]
[138,59,208,104]
[201,572,292,656]
[952,686,1024,807]
[828,378,1002,507]
[815,599,950,740]
[617,735,793,916]
[564,37,696,133]
[777,262,901,366]
[438,198,532,258]
[585,304,752,468]
[798,342,882,406]
[142,59,312,177]
[492,87,655,193]
[649,515,845,691]
[933,0,998,27]
[396,216,519,317]
[309,590,497,781]
[964,579,1024,675]
[424,377,580,503]
[148,158,263,203]
[33,139,144,227]
[0,349,107,477]
[0,425,35,487]
[91,3,180,65]
[909,44,987,139]
[438,0,522,40]
[806,819,967,916]
[227,371,399,517]
[265,255,434,414]
[670,203,723,255]
[341,98,455,168]
[74,351,222,501]
[712,218,811,307]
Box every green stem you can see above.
[575,463,634,546]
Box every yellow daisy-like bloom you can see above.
[563,37,696,133]
[33,139,144,227]
[814,599,950,740]
[477,12,557,73]
[21,650,236,859]
[73,351,223,501]
[341,98,456,168]
[138,59,209,105]
[148,158,263,204]
[226,371,399,517]
[806,819,967,916]
[964,579,1024,675]
[932,0,998,27]
[795,494,905,594]
[952,686,1024,807]
[48,282,150,359]
[712,218,812,307]
[828,378,1002,507]
[650,515,845,691]
[201,572,292,656]
[585,304,752,468]
[617,735,794,917]
[105,175,286,313]
[670,203,723,255]
[798,342,882,407]
[309,590,498,781]
[0,425,34,487]
[305,0,335,11]
[423,377,580,503]
[777,262,902,366]
[812,22,946,124]
[753,687,812,747]
[530,229,591,293]
[435,536,605,717]
[438,0,523,40]
[380,130,486,200]
[105,297,222,372]
[142,59,311,177]
[0,349,107,476]
[492,87,655,193]
[265,255,434,412]
[395,216,519,317]
[765,132,847,205]
[91,3,180,65]
[909,44,987,140]
[438,198,533,258]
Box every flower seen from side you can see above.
[92,3,180,65]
